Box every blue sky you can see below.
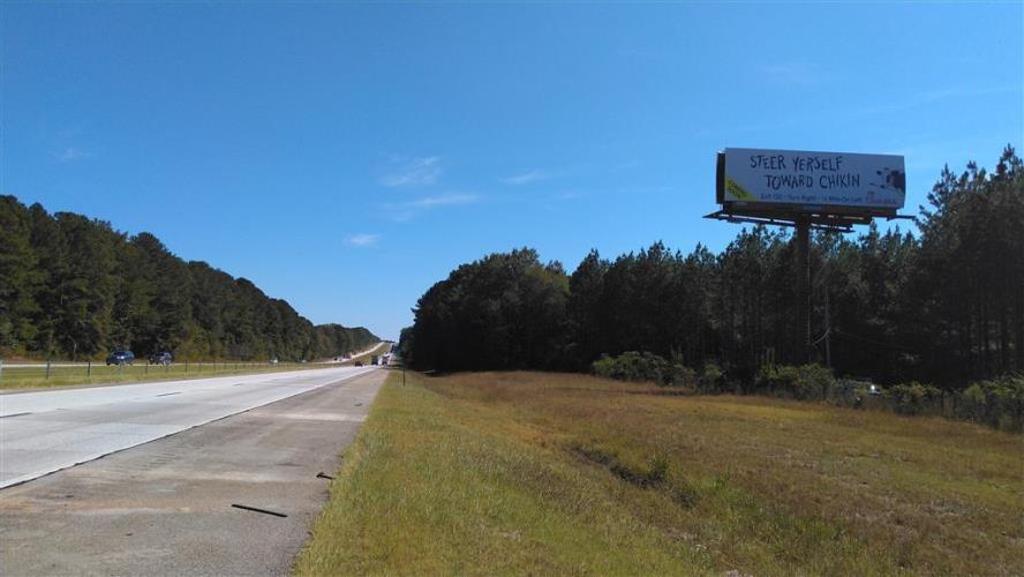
[3,2,1022,340]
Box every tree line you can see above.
[402,146,1024,390]
[0,197,377,361]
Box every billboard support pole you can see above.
[796,215,811,364]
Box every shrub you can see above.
[958,382,989,422]
[666,364,697,389]
[596,356,1022,432]
[698,362,725,393]
[756,365,795,396]
[592,351,694,387]
[886,381,943,415]
[756,364,836,401]
[832,378,875,407]
[956,375,1024,432]
[593,351,664,382]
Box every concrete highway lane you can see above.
[0,365,377,488]
[0,368,387,577]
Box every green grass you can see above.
[0,342,388,390]
[0,361,327,390]
[296,371,1024,577]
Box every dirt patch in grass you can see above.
[569,443,669,489]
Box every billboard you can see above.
[717,148,905,215]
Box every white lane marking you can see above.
[0,411,32,419]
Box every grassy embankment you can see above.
[296,370,1023,577]
[0,342,388,390]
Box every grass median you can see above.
[0,361,334,391]
[0,342,390,391]
[295,370,1023,576]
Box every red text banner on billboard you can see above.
[717,148,906,216]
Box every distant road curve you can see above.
[321,341,391,363]
[0,365,377,489]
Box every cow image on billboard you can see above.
[717,148,906,216]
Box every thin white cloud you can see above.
[382,192,480,222]
[379,156,442,187]
[501,170,550,185]
[346,233,381,247]
[57,147,91,162]
[407,193,478,208]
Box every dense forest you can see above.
[402,147,1024,390]
[0,197,377,361]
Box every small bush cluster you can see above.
[597,351,1023,433]
[885,381,944,415]
[697,362,726,393]
[592,351,695,388]
[953,375,1024,431]
[755,364,836,400]
[759,367,1023,432]
[832,378,875,406]
[758,367,1023,432]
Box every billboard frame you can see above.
[714,148,906,219]
[710,151,911,231]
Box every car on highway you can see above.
[354,361,364,367]
[106,350,135,366]
[148,351,173,366]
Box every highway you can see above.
[0,365,377,489]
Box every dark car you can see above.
[354,361,364,367]
[148,352,173,366]
[106,350,135,366]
